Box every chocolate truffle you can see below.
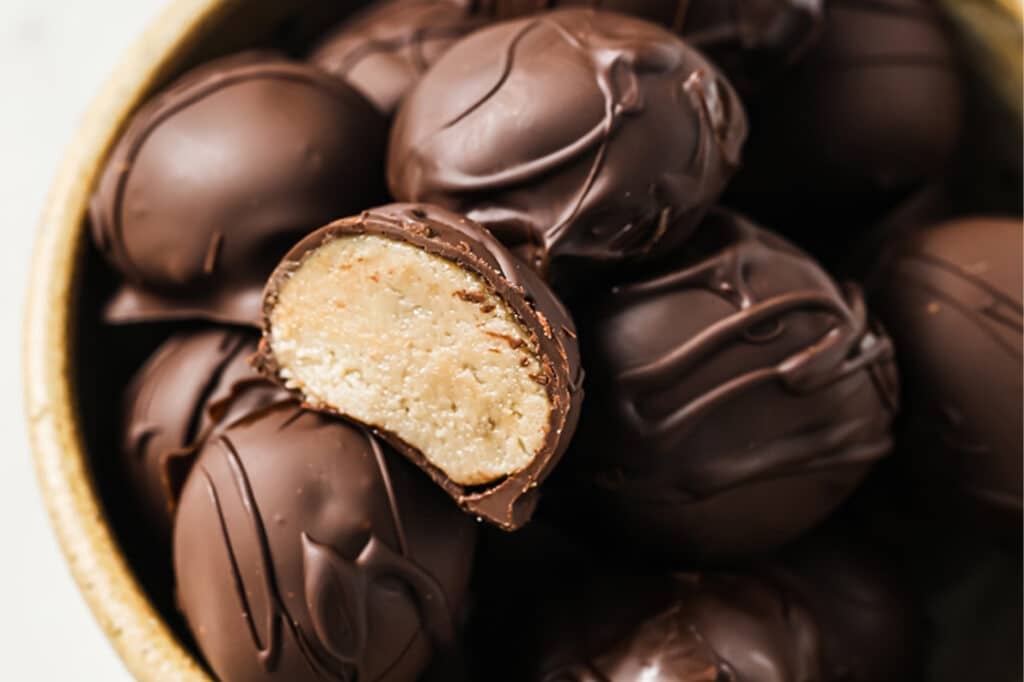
[309,0,486,115]
[474,535,918,681]
[868,217,1023,525]
[257,204,583,530]
[173,402,476,682]
[498,572,825,681]
[563,210,898,561]
[726,0,964,259]
[387,9,747,288]
[122,328,286,539]
[477,0,824,94]
[677,0,823,95]
[90,52,388,325]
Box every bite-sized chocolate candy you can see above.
[309,0,486,115]
[122,328,286,540]
[388,9,747,289]
[726,0,964,260]
[256,204,583,530]
[562,210,898,561]
[868,217,1023,526]
[477,0,824,94]
[677,0,823,95]
[90,52,388,326]
[481,571,823,681]
[472,532,918,681]
[174,402,476,682]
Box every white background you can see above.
[2,1,167,679]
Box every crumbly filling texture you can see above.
[268,234,552,486]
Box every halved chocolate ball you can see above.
[257,204,582,530]
[174,402,476,682]
[561,210,898,561]
[387,8,747,290]
[90,52,388,325]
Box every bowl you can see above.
[23,0,1022,680]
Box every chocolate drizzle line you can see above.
[201,457,284,671]
[365,427,410,559]
[897,252,1023,341]
[127,340,181,461]
[180,333,252,452]
[337,25,478,76]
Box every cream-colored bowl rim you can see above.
[23,0,228,678]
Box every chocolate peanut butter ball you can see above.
[869,217,1023,526]
[174,402,476,682]
[483,572,823,681]
[562,210,898,561]
[388,9,747,289]
[310,0,486,115]
[257,204,582,530]
[474,535,918,681]
[90,52,388,325]
[726,0,964,261]
[477,0,824,94]
[122,328,286,539]
[677,0,823,95]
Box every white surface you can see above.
[2,1,167,679]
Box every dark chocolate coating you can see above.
[309,0,486,115]
[473,534,917,681]
[122,328,286,540]
[387,9,747,289]
[501,572,824,681]
[90,52,388,325]
[769,537,921,682]
[868,217,1023,524]
[476,0,824,93]
[173,402,476,682]
[725,0,963,258]
[677,0,823,95]
[564,210,898,561]
[257,203,583,530]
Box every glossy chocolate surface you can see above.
[472,532,918,681]
[543,573,823,681]
[869,217,1023,524]
[258,203,583,530]
[90,52,388,325]
[310,0,486,115]
[477,0,824,93]
[121,328,286,540]
[388,9,746,289]
[173,402,476,682]
[563,210,898,561]
[726,0,964,259]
